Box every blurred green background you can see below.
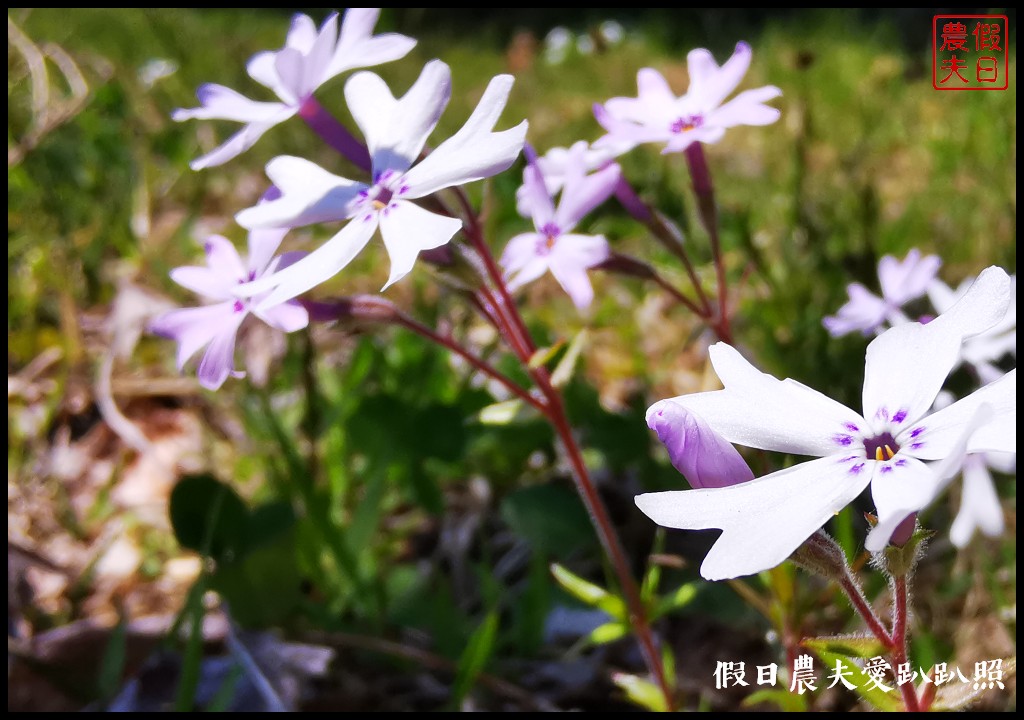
[8,7,1016,712]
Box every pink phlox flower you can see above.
[173,9,415,169]
[824,249,942,337]
[501,141,619,309]
[149,229,309,389]
[636,267,1015,580]
[928,274,1016,384]
[593,41,781,156]
[514,141,630,216]
[235,60,527,308]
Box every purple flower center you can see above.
[357,169,411,218]
[535,222,561,256]
[670,114,704,133]
[863,431,900,462]
[232,300,245,313]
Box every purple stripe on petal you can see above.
[910,427,925,438]
[833,434,854,446]
[895,458,907,467]
[880,465,893,474]
[910,442,924,450]
[849,463,865,475]
[892,409,907,424]
[844,422,860,432]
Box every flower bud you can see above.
[647,400,754,489]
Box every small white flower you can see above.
[636,267,1015,580]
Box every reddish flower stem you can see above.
[684,143,733,344]
[298,96,372,173]
[837,572,893,648]
[892,577,921,712]
[393,312,547,415]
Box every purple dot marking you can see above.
[844,423,860,432]
[892,409,908,424]
[880,465,893,474]
[910,442,924,450]
[233,300,245,313]
[833,434,854,446]
[910,427,925,438]
[839,455,858,463]
[895,459,908,467]
[849,463,865,475]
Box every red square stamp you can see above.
[933,15,1009,90]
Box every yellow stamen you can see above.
[884,444,895,460]
[874,447,884,462]
[372,200,387,210]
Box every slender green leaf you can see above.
[450,612,500,708]
[550,563,626,620]
[611,672,668,712]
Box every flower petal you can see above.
[246,227,290,277]
[823,283,888,337]
[861,266,1012,429]
[285,13,318,51]
[666,343,865,456]
[246,51,287,97]
[196,310,247,390]
[329,7,417,77]
[519,163,556,228]
[301,13,339,95]
[245,216,378,307]
[554,160,621,232]
[149,302,238,370]
[691,41,752,110]
[236,156,364,229]
[548,257,596,309]
[879,249,941,306]
[347,60,450,175]
[378,201,462,289]
[902,370,1016,459]
[863,456,938,551]
[635,455,872,580]
[500,232,545,276]
[708,85,782,127]
[173,84,293,123]
[604,68,677,124]
[252,299,309,333]
[401,74,527,198]
[647,400,755,488]
[949,455,1004,547]
[273,47,305,105]
[187,121,280,171]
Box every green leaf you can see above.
[527,341,565,370]
[743,688,808,712]
[97,613,127,702]
[803,635,889,660]
[550,563,626,620]
[549,330,588,388]
[501,484,593,557]
[476,398,538,425]
[804,647,903,712]
[611,672,668,712]
[652,582,699,620]
[585,621,628,645]
[450,612,500,708]
[169,474,250,564]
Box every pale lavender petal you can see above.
[273,47,305,105]
[709,86,783,127]
[950,455,1004,547]
[593,103,668,147]
[635,455,872,580]
[554,162,621,231]
[666,342,865,456]
[236,156,365,229]
[861,266,1012,429]
[285,13,318,52]
[519,163,556,228]
[252,299,309,333]
[301,13,339,96]
[501,232,545,276]
[879,249,941,306]
[902,370,1015,460]
[378,200,462,289]
[685,48,721,107]
[188,121,281,170]
[246,227,290,277]
[550,232,609,270]
[698,41,752,110]
[823,283,888,337]
[197,310,247,390]
[149,302,238,370]
[401,74,527,198]
[647,400,755,490]
[548,258,596,309]
[169,267,233,301]
[661,126,727,153]
[173,84,293,122]
[329,7,417,77]
[203,235,246,280]
[246,216,378,308]
[246,51,286,96]
[347,61,450,175]
[604,68,677,124]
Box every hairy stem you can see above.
[892,576,921,712]
[837,572,892,648]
